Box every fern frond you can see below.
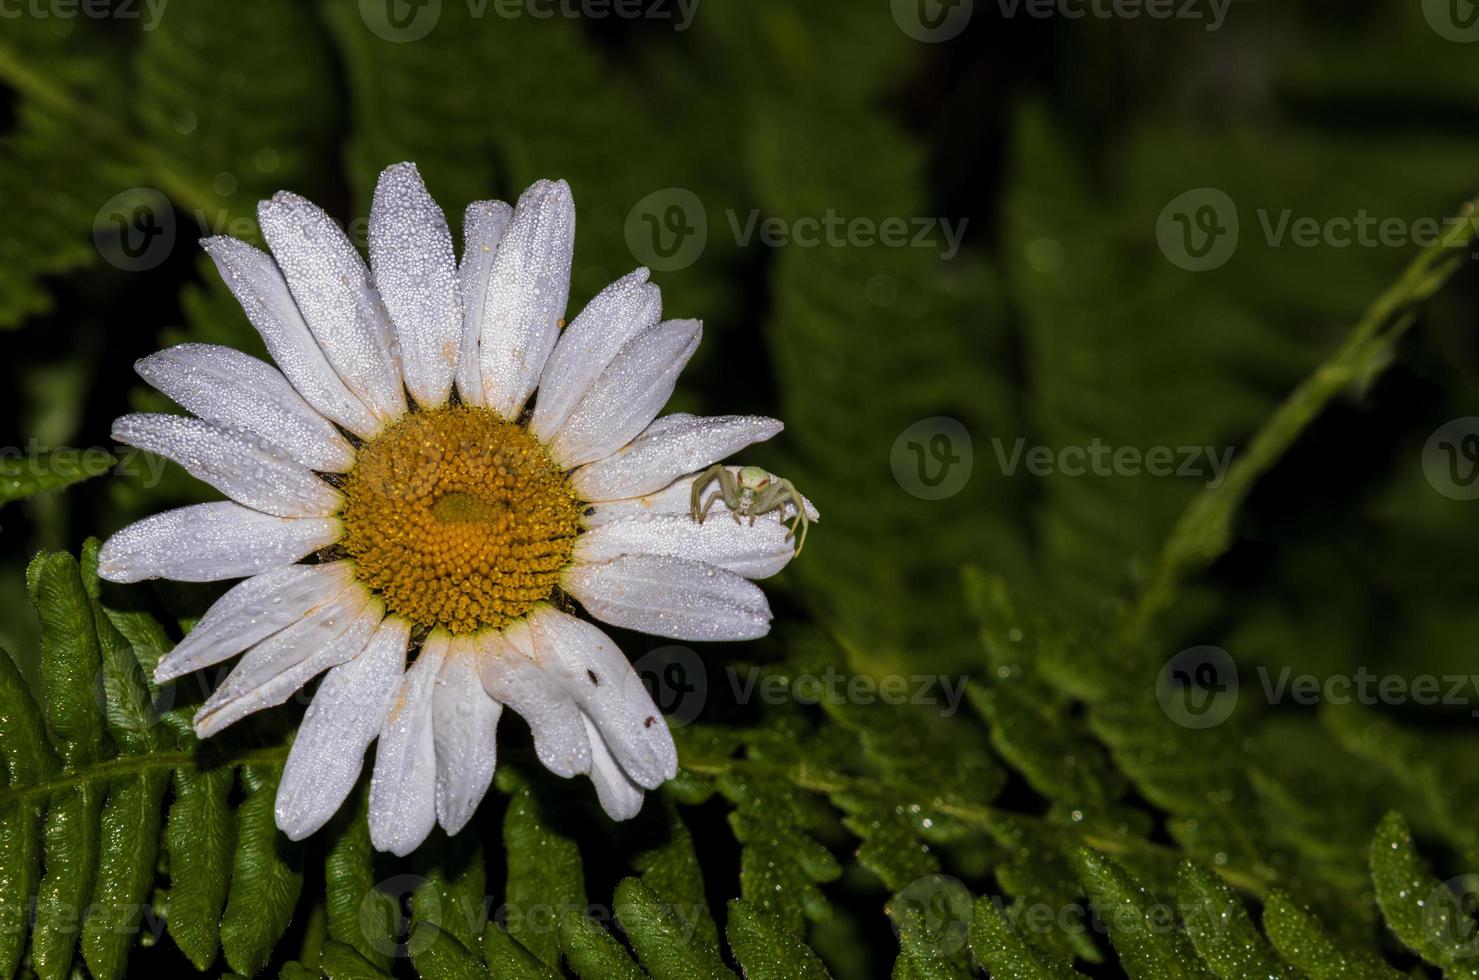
[0,544,309,977]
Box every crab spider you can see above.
[690,464,809,555]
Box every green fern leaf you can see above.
[1072,848,1214,980]
[0,23,137,328]
[408,921,487,980]
[220,765,304,976]
[0,451,114,510]
[27,551,110,979]
[632,798,719,945]
[500,774,587,968]
[319,939,395,979]
[80,769,169,980]
[559,910,646,980]
[412,833,487,955]
[614,876,737,980]
[1370,811,1479,978]
[719,770,841,931]
[980,815,1104,966]
[133,0,336,223]
[727,900,835,980]
[1262,892,1403,980]
[1327,704,1479,867]
[968,896,1087,980]
[482,923,561,979]
[166,765,237,968]
[1175,862,1301,979]
[835,793,940,894]
[29,551,109,766]
[885,872,977,980]
[323,790,391,972]
[0,650,53,977]
[33,781,103,978]
[964,570,1131,826]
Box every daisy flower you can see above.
[97,164,816,856]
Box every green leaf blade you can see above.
[615,877,737,980]
[1369,811,1479,978]
[166,765,237,969]
[726,899,834,980]
[221,766,304,977]
[81,770,169,980]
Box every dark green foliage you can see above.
[1369,812,1479,978]
[1175,862,1300,979]
[969,897,1086,980]
[1262,892,1404,980]
[0,450,114,510]
[4,2,1479,978]
[1071,848,1213,980]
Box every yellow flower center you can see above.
[340,405,581,635]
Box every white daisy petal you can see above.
[547,318,702,468]
[275,617,409,840]
[456,200,514,407]
[585,466,819,527]
[530,268,660,443]
[193,589,379,738]
[582,715,645,821]
[369,632,447,856]
[371,163,462,410]
[477,625,591,779]
[112,413,342,519]
[575,514,796,580]
[526,607,676,788]
[258,191,407,424]
[136,344,356,473]
[476,179,575,418]
[202,236,381,439]
[98,503,340,584]
[155,561,356,683]
[563,554,772,641]
[571,414,783,502]
[432,636,502,834]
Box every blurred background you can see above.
[3,0,1479,975]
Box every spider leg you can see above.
[690,464,726,523]
[773,480,809,555]
[791,508,808,554]
[698,489,726,523]
[692,467,727,526]
[748,481,785,527]
[705,468,742,525]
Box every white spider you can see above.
[690,465,810,555]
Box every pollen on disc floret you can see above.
[340,405,581,635]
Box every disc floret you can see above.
[341,406,581,634]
